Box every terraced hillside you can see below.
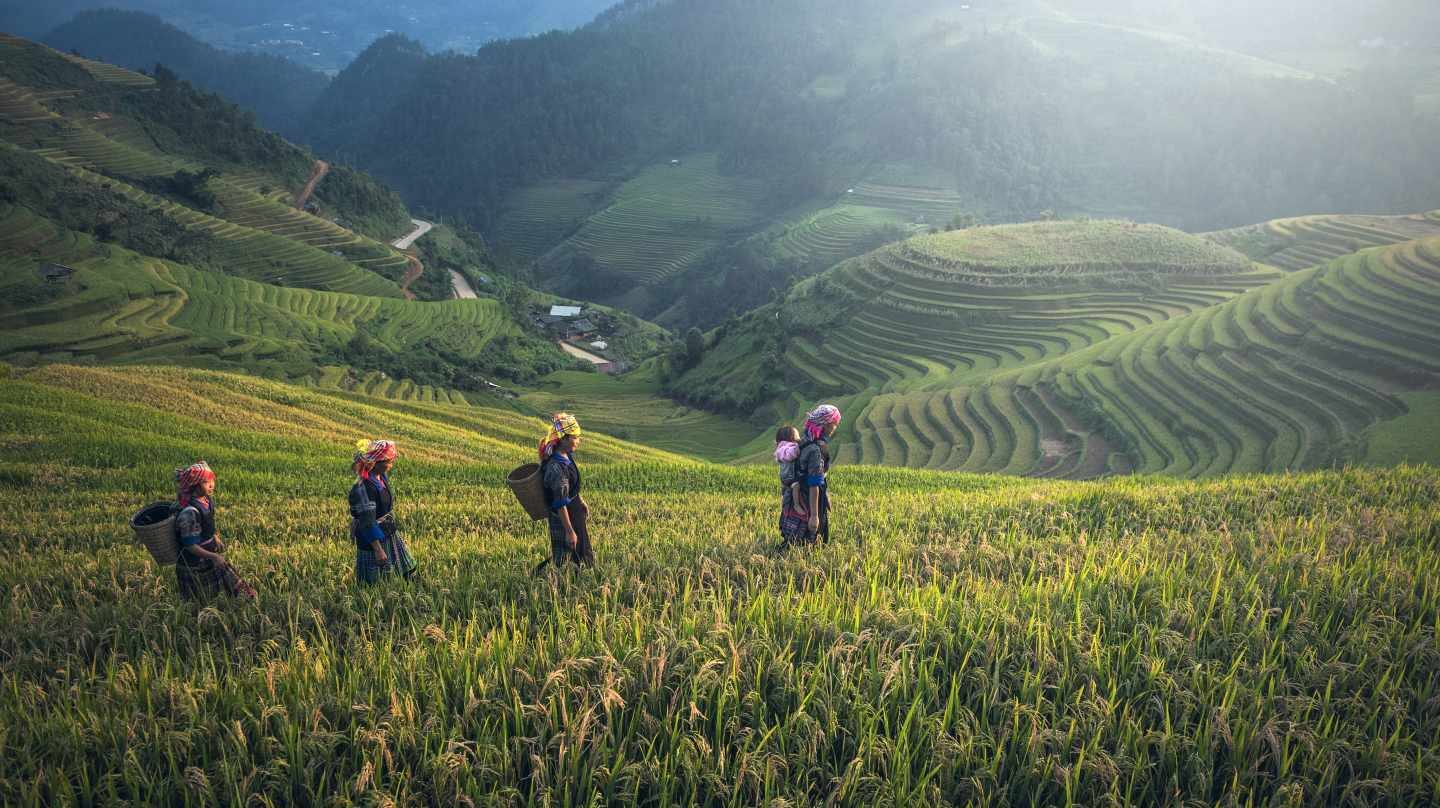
[538,155,770,285]
[0,207,522,402]
[838,236,1440,475]
[492,179,608,261]
[0,35,414,294]
[1206,212,1440,272]
[682,221,1269,405]
[762,203,918,270]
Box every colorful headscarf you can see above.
[175,461,215,507]
[353,439,398,479]
[804,404,843,441]
[538,412,582,461]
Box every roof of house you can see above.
[572,319,597,332]
[549,305,583,318]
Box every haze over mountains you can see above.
[3,0,1440,474]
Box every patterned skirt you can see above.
[176,557,257,601]
[355,532,418,584]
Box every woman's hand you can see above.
[213,536,226,552]
[807,514,820,535]
[374,548,389,566]
[565,528,579,549]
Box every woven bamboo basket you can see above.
[131,502,179,565]
[507,463,549,521]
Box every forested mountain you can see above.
[277,0,1436,328]
[42,10,326,140]
[303,35,427,162]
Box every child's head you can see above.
[775,426,801,444]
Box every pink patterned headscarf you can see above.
[175,461,215,507]
[804,404,842,441]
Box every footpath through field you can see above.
[293,160,329,209]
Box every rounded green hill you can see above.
[896,220,1251,284]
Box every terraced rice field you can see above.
[0,212,512,401]
[836,236,1440,476]
[0,62,412,293]
[844,182,968,227]
[1206,213,1440,272]
[493,179,608,261]
[543,155,770,284]
[58,53,156,87]
[785,222,1269,396]
[766,204,917,268]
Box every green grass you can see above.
[1,365,1438,806]
[1364,391,1440,466]
[518,364,764,462]
[0,217,518,399]
[540,155,770,285]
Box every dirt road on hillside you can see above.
[294,160,329,209]
[450,270,478,299]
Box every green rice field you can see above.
[0,364,1437,805]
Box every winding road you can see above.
[392,218,434,250]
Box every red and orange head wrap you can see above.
[804,404,842,441]
[175,460,215,507]
[353,439,398,479]
[538,412,582,461]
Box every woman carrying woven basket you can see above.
[539,413,593,569]
[174,461,258,601]
[349,439,417,584]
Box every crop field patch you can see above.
[2,367,1438,806]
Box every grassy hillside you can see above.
[678,221,1267,408]
[841,235,1440,476]
[674,218,1440,477]
[519,364,766,462]
[1205,212,1440,272]
[537,155,772,294]
[0,33,413,272]
[1,364,1437,805]
[0,208,551,395]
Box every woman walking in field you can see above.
[349,439,417,584]
[173,461,258,601]
[781,405,842,546]
[539,413,594,570]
